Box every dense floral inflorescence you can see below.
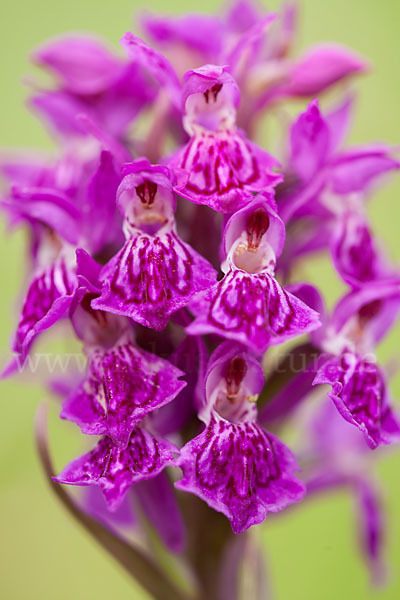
[2,1,400,597]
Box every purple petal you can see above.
[278,170,327,224]
[169,130,282,213]
[120,32,181,108]
[225,0,261,33]
[176,417,305,534]
[330,147,400,194]
[325,95,354,154]
[74,114,131,164]
[266,2,298,59]
[75,248,102,293]
[332,282,400,346]
[290,100,330,181]
[83,150,122,253]
[187,270,320,354]
[141,12,224,60]
[285,44,367,96]
[120,158,174,186]
[90,61,155,138]
[12,257,77,359]
[0,153,52,187]
[226,14,277,74]
[61,340,186,448]
[31,62,154,141]
[30,91,90,138]
[33,35,121,95]
[331,211,393,286]
[54,428,178,511]
[92,228,217,330]
[5,186,80,245]
[135,472,185,552]
[285,281,327,347]
[83,485,136,529]
[314,352,400,449]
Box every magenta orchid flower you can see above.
[168,65,282,213]
[176,342,305,534]
[187,194,320,353]
[91,159,217,329]
[310,282,400,448]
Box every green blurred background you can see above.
[1,1,400,598]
